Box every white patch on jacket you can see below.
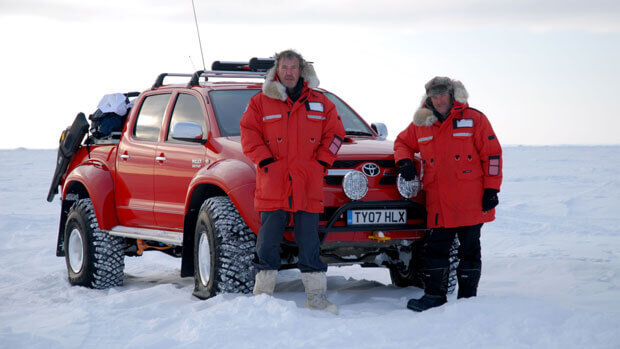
[262,64,320,101]
[413,79,469,127]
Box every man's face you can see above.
[277,57,301,89]
[430,91,452,116]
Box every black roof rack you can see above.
[150,71,266,89]
[151,73,193,89]
[185,70,267,88]
[151,57,276,89]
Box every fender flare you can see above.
[62,160,119,230]
[186,159,259,232]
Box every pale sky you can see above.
[1,0,619,148]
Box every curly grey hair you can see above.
[274,49,306,70]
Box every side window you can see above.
[133,93,171,141]
[167,94,207,142]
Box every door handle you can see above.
[155,156,167,162]
[120,154,130,160]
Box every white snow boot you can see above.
[253,270,277,296]
[301,272,339,315]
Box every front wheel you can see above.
[193,196,256,299]
[389,236,459,294]
[388,240,424,288]
[447,237,459,294]
[64,198,125,289]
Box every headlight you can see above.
[342,170,368,200]
[397,173,421,199]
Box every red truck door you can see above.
[154,92,208,229]
[116,93,172,228]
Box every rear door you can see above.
[116,93,172,228]
[153,92,208,229]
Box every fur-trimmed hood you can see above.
[413,78,469,126]
[262,64,320,101]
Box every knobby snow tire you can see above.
[193,196,256,299]
[390,236,459,294]
[447,237,459,294]
[64,198,125,289]
[389,240,425,288]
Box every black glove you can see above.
[397,158,417,181]
[259,157,275,168]
[482,188,499,212]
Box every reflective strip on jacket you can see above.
[394,100,502,228]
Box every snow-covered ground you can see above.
[1,146,619,348]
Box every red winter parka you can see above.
[394,81,502,229]
[240,64,345,213]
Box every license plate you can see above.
[347,209,407,225]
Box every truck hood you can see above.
[225,136,395,159]
[337,137,394,158]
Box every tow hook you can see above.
[368,231,391,242]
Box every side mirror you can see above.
[171,121,204,143]
[371,123,388,140]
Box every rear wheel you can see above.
[193,196,256,299]
[64,198,125,289]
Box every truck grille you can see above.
[331,160,396,168]
[379,176,397,185]
[325,160,396,186]
[325,176,344,185]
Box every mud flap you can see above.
[47,112,89,202]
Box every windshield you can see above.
[323,92,374,136]
[209,89,374,137]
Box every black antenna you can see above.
[191,0,206,71]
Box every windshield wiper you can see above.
[345,130,374,136]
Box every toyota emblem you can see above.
[362,163,380,177]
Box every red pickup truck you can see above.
[48,58,457,299]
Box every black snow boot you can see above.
[407,267,448,312]
[457,268,481,299]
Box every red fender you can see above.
[63,160,119,230]
[186,159,260,233]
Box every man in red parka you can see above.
[240,50,345,314]
[394,76,502,311]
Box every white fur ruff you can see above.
[262,63,320,101]
[413,78,469,126]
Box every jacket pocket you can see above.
[451,131,475,154]
[417,136,434,159]
[262,114,284,140]
[257,160,286,200]
[305,113,324,138]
